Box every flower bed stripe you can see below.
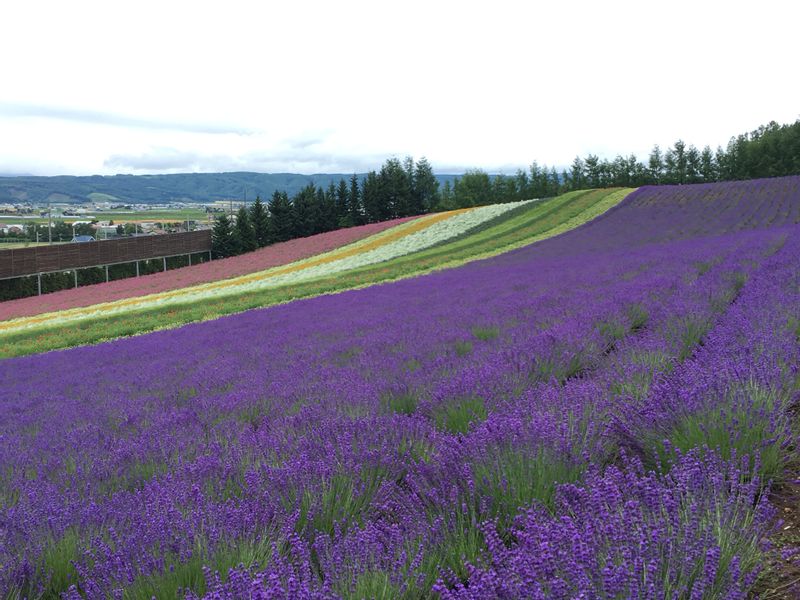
[0,204,527,334]
[0,216,423,322]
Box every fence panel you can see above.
[0,230,211,278]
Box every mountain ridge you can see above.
[0,171,461,204]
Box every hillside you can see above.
[0,171,460,204]
[1,176,798,597]
[0,189,629,357]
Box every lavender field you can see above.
[2,177,800,599]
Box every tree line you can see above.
[212,157,440,257]
[212,118,800,257]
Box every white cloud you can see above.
[0,0,798,175]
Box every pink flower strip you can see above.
[0,217,420,321]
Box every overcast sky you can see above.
[1,0,798,176]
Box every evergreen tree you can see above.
[292,184,320,237]
[515,169,530,199]
[211,213,234,258]
[379,158,412,218]
[584,155,601,188]
[699,146,717,182]
[362,171,381,223]
[318,185,337,233]
[686,145,701,183]
[413,157,439,213]
[438,180,456,210]
[549,167,561,195]
[673,140,687,184]
[715,145,731,181]
[249,196,270,247]
[336,178,351,227]
[268,190,294,243]
[648,145,664,184]
[453,169,491,207]
[348,174,364,225]
[663,148,677,184]
[569,157,585,191]
[491,174,518,203]
[233,206,256,254]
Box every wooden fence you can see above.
[0,230,212,279]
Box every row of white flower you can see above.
[2,201,532,333]
[216,199,532,293]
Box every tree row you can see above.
[213,118,800,257]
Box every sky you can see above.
[1,0,798,176]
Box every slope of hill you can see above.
[0,189,630,357]
[1,177,797,598]
[0,172,460,204]
[0,216,421,321]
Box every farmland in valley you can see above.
[1,177,799,598]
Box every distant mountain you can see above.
[0,172,461,204]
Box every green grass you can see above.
[453,340,473,356]
[472,445,585,529]
[610,350,673,402]
[431,396,487,434]
[471,325,500,341]
[530,346,596,385]
[121,536,276,599]
[17,208,209,225]
[626,303,649,331]
[291,467,387,538]
[0,188,635,359]
[667,315,714,362]
[651,381,791,484]
[347,570,401,600]
[384,390,419,415]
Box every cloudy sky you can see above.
[1,0,798,176]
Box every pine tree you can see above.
[453,170,491,207]
[249,196,270,248]
[700,146,717,182]
[439,180,456,210]
[211,213,234,258]
[648,145,664,184]
[515,169,530,199]
[569,157,584,191]
[268,190,294,243]
[233,206,256,254]
[673,140,687,184]
[413,157,439,213]
[379,158,412,218]
[348,174,364,225]
[362,171,382,223]
[336,178,351,227]
[291,184,318,238]
[686,145,701,183]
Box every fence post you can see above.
[37,273,42,296]
[188,253,192,266]
[105,265,109,283]
[135,261,140,277]
[74,270,78,288]
[163,257,167,272]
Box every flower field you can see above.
[0,189,628,358]
[1,176,799,598]
[0,217,422,322]
[0,201,531,335]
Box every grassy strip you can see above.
[0,189,633,358]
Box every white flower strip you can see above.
[207,200,531,293]
[2,201,531,333]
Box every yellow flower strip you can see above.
[0,209,468,333]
